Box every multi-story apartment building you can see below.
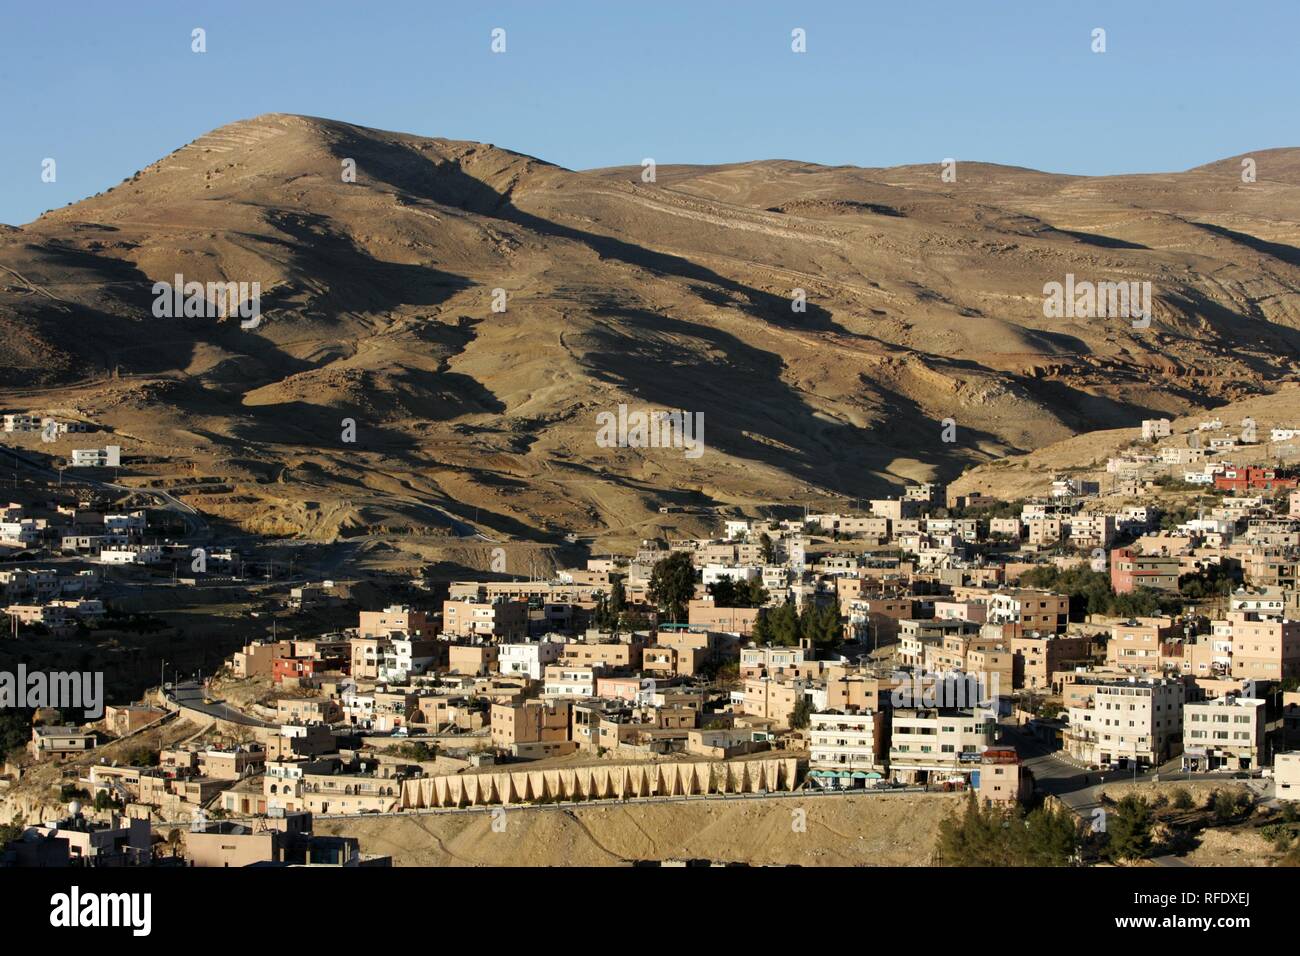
[441,598,528,641]
[1110,548,1181,593]
[888,708,996,784]
[1069,513,1116,549]
[740,644,807,677]
[1183,695,1267,771]
[687,599,760,635]
[542,664,601,698]
[1008,633,1093,690]
[491,699,573,752]
[844,596,920,643]
[69,446,121,468]
[1106,617,1178,674]
[299,769,406,815]
[497,640,566,680]
[898,619,982,669]
[1227,612,1300,680]
[808,710,885,779]
[447,643,499,676]
[978,746,1030,804]
[350,636,386,681]
[742,676,809,729]
[1065,677,1184,769]
[1277,752,1300,801]
[1025,517,1065,547]
[358,605,432,639]
[823,667,885,713]
[561,637,642,672]
[987,589,1068,634]
[275,697,342,725]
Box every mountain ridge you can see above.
[3,113,1299,550]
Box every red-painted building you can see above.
[273,657,320,684]
[1213,467,1299,493]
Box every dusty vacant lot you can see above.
[317,791,961,866]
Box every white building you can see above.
[1276,752,1300,801]
[104,512,146,534]
[70,446,121,468]
[498,640,565,681]
[96,545,163,565]
[723,520,751,540]
[701,564,761,587]
[1183,695,1267,771]
[2,414,40,432]
[342,690,376,728]
[809,710,882,776]
[543,666,600,699]
[0,520,41,546]
[377,637,436,684]
[1065,677,1184,769]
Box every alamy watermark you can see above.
[152,273,262,329]
[890,670,999,710]
[1043,274,1151,328]
[1,665,104,719]
[595,404,704,460]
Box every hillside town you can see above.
[4,410,1300,869]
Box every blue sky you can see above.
[2,0,1296,225]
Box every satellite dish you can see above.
[68,801,82,816]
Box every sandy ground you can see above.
[317,791,961,866]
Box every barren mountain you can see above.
[2,114,1299,551]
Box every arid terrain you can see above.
[4,114,1300,559]
[315,791,960,867]
[951,384,1300,501]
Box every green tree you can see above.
[1022,803,1081,866]
[759,532,776,564]
[936,792,1078,866]
[768,601,800,646]
[609,577,627,616]
[648,551,697,623]
[935,790,1001,865]
[789,696,813,730]
[1104,794,1154,862]
[707,577,739,606]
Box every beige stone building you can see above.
[979,746,1030,804]
[441,598,527,641]
[491,699,572,751]
[888,708,996,784]
[1106,617,1178,674]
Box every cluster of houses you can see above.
[1,563,104,634]
[2,413,96,437]
[1,412,116,468]
[1,498,151,559]
[193,467,1300,805]
[9,442,1300,865]
[1113,416,1300,490]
